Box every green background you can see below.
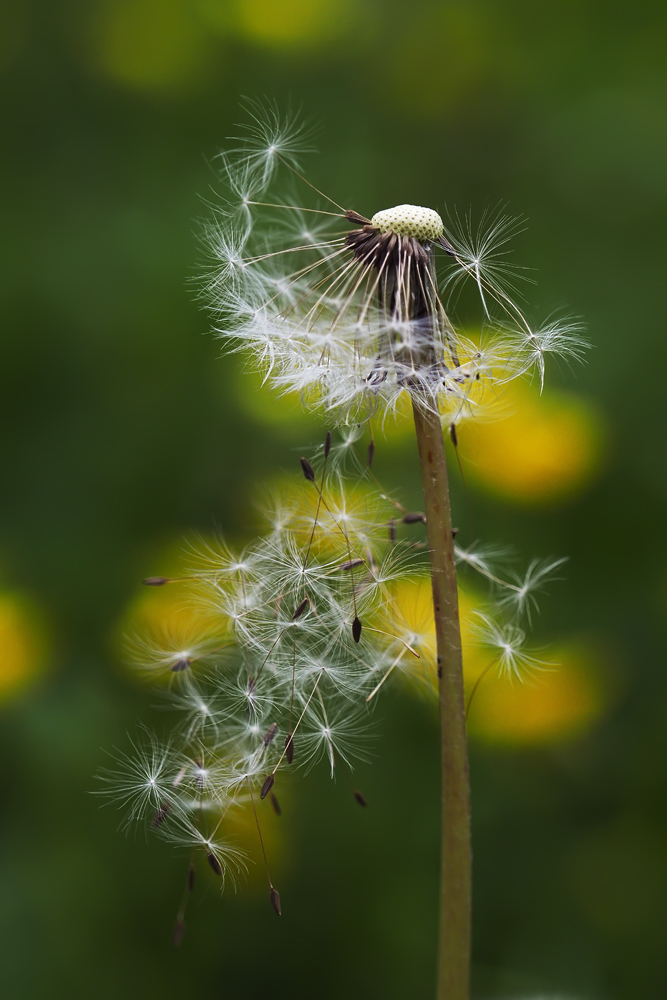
[1,1,666,997]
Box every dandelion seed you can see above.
[207,852,223,877]
[300,457,316,483]
[353,790,368,807]
[269,792,282,816]
[270,886,282,916]
[401,513,427,525]
[260,774,275,799]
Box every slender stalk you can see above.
[412,399,471,1000]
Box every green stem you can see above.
[412,400,471,1000]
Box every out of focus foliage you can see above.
[1,1,666,998]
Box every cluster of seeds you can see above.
[100,428,564,938]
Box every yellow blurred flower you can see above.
[89,0,211,91]
[465,640,606,745]
[231,0,354,48]
[0,591,50,702]
[459,379,604,503]
[386,579,607,745]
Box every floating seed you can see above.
[285,735,294,764]
[143,576,168,587]
[449,423,458,447]
[291,597,309,620]
[300,457,316,482]
[352,617,362,643]
[269,886,282,916]
[262,722,278,746]
[367,440,375,467]
[207,852,222,877]
[389,518,396,544]
[354,790,368,808]
[402,512,427,524]
[188,864,195,892]
[172,919,185,947]
[324,430,332,458]
[340,558,364,571]
[260,773,275,799]
[170,657,191,672]
[270,792,282,817]
[151,803,169,828]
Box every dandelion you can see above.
[101,105,587,1000]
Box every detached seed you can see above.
[291,597,309,620]
[270,886,282,916]
[300,457,316,482]
[367,440,375,467]
[143,576,168,587]
[262,722,278,746]
[340,558,364,571]
[207,852,222,877]
[270,792,282,816]
[260,773,275,799]
[401,512,426,525]
[352,617,362,643]
[353,790,368,808]
[324,430,332,458]
[284,734,294,764]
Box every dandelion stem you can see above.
[412,400,471,1000]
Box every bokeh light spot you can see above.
[232,0,353,48]
[459,380,605,503]
[89,0,211,91]
[0,591,50,702]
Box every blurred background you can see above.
[1,1,666,998]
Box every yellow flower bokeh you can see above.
[88,0,211,91]
[231,0,354,48]
[0,591,50,703]
[386,577,607,745]
[458,380,604,503]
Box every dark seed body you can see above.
[324,430,332,458]
[354,790,368,807]
[340,558,364,571]
[291,597,309,620]
[401,512,427,524]
[270,886,282,916]
[172,919,185,947]
[188,864,195,892]
[285,735,294,764]
[352,617,362,643]
[143,576,168,586]
[171,657,191,672]
[260,773,275,799]
[270,792,282,816]
[207,852,222,877]
[262,722,278,746]
[300,457,316,482]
